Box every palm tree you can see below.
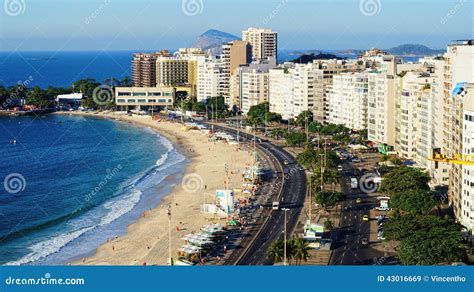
[267,240,284,263]
[292,237,311,265]
[324,168,341,192]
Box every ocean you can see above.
[0,51,135,89]
[0,114,186,265]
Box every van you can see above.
[350,177,358,189]
[272,201,280,211]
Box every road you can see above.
[330,160,391,265]
[210,124,307,265]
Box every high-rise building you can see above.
[461,83,474,232]
[238,58,276,114]
[328,72,368,131]
[269,66,295,120]
[197,57,223,102]
[442,40,474,230]
[242,28,277,61]
[367,55,397,148]
[221,41,252,105]
[132,51,171,87]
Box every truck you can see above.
[350,177,358,189]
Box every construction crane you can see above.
[428,148,474,167]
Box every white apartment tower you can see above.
[242,28,278,61]
[238,58,276,114]
[328,72,368,131]
[269,67,295,120]
[443,40,474,232]
[367,55,397,148]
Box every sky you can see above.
[0,0,472,51]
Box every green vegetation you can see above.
[314,191,345,210]
[390,189,436,215]
[379,166,465,265]
[246,102,282,127]
[179,96,229,119]
[294,111,313,127]
[384,214,464,265]
[284,131,307,148]
[379,166,431,195]
[324,220,333,231]
[267,236,311,265]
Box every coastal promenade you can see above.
[60,111,253,266]
[208,123,307,265]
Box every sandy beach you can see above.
[60,112,253,266]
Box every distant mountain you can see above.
[191,29,240,56]
[385,44,444,56]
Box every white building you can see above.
[461,83,474,232]
[367,55,397,149]
[269,67,294,120]
[242,27,277,61]
[328,72,368,131]
[238,58,276,114]
[197,57,223,102]
[442,40,474,231]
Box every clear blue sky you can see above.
[0,0,471,51]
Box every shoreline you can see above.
[55,111,252,266]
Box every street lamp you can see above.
[282,207,290,266]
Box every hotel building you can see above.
[242,28,277,61]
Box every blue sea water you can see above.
[0,114,186,265]
[0,51,135,89]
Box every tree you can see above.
[270,128,286,140]
[285,131,307,148]
[247,102,281,127]
[384,214,457,242]
[292,237,311,265]
[398,226,464,265]
[315,191,345,210]
[295,111,313,127]
[324,220,333,231]
[308,121,322,133]
[390,189,436,214]
[267,240,284,263]
[380,167,431,195]
[297,142,320,172]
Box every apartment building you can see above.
[367,55,397,148]
[197,57,223,102]
[443,40,474,231]
[221,41,252,105]
[461,83,474,232]
[269,66,295,120]
[328,72,368,131]
[132,51,171,87]
[242,28,277,61]
[238,58,276,114]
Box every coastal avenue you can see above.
[209,124,307,265]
